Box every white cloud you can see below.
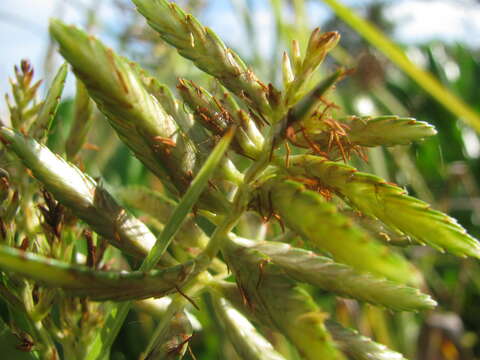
[388,0,480,46]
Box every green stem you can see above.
[200,143,272,266]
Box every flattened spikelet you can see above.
[132,0,274,117]
[0,245,194,301]
[286,155,480,258]
[0,127,157,258]
[257,178,422,285]
[224,239,346,360]
[241,238,435,311]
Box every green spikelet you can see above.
[284,29,340,106]
[223,239,346,360]
[128,60,208,150]
[49,20,229,213]
[326,321,408,360]
[49,20,180,193]
[5,60,43,130]
[234,237,435,311]
[256,178,421,285]
[294,116,437,151]
[212,296,286,360]
[132,0,275,117]
[343,116,437,146]
[0,245,194,301]
[177,78,263,159]
[0,127,157,258]
[219,86,265,150]
[133,66,243,185]
[213,281,410,360]
[285,155,480,258]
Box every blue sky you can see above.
[1,0,479,112]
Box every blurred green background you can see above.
[2,1,480,359]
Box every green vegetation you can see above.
[0,1,479,359]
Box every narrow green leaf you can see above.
[321,0,480,133]
[257,178,421,285]
[0,127,158,258]
[212,296,286,360]
[233,237,435,311]
[30,63,68,141]
[286,155,480,258]
[326,321,408,360]
[0,245,194,301]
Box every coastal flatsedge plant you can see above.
[0,1,477,359]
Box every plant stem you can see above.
[200,141,272,266]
